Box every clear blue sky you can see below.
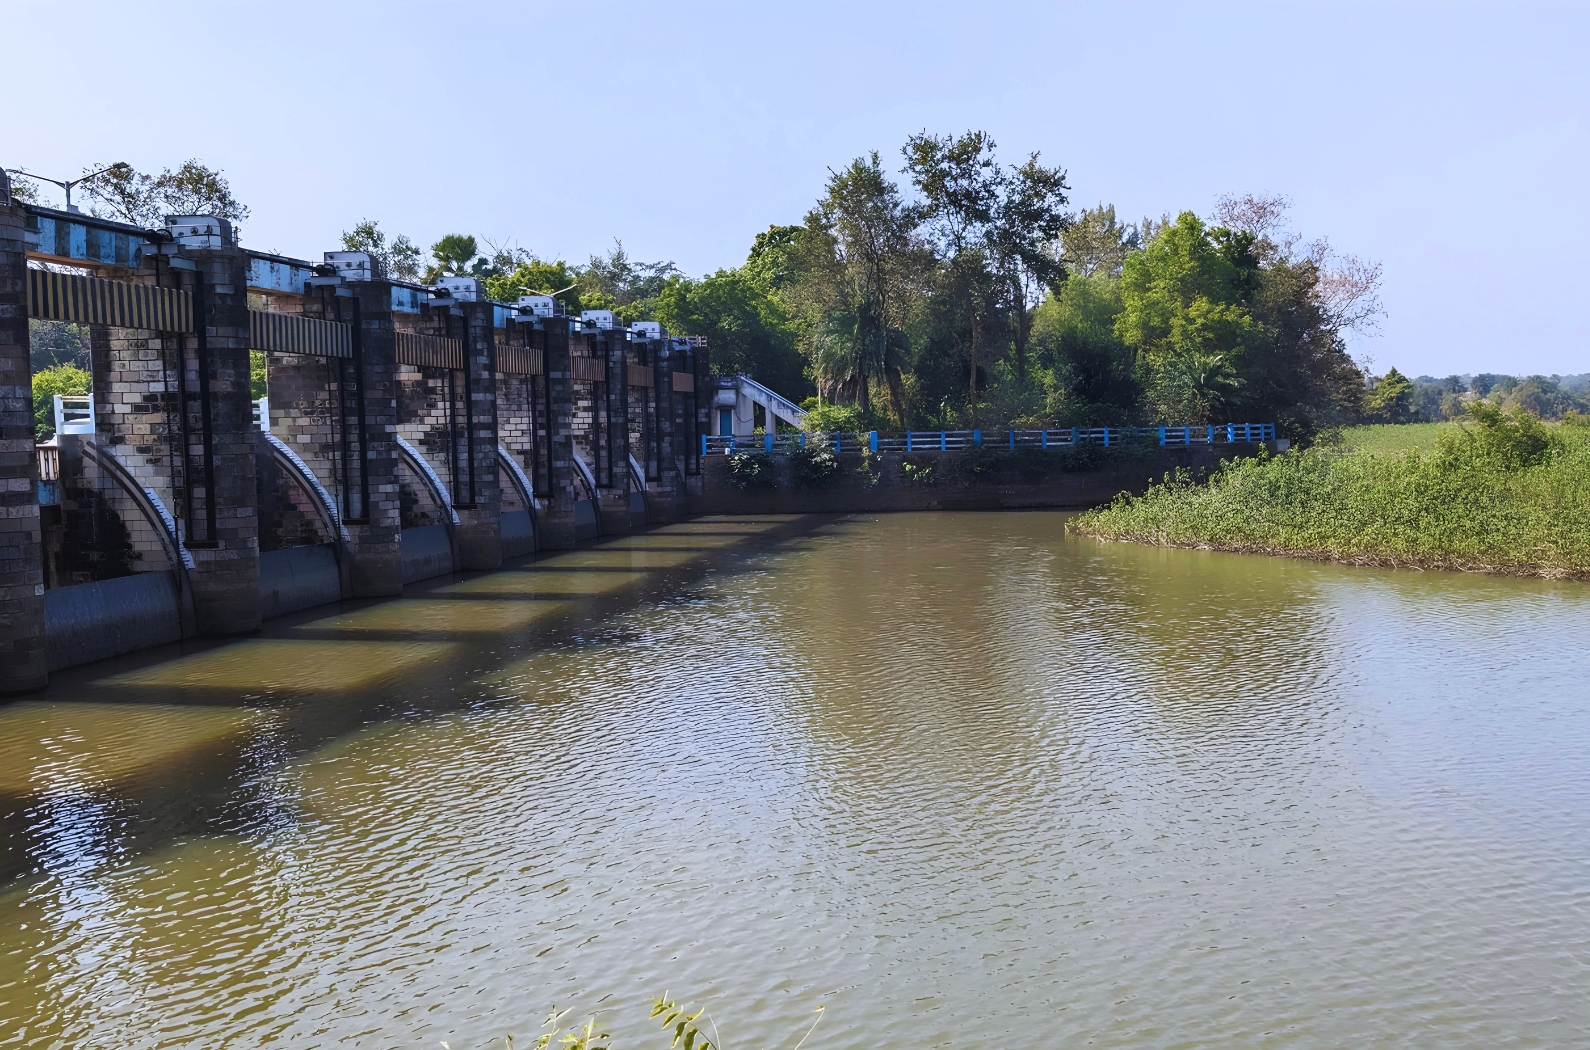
[5,1,1586,377]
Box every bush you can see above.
[725,450,778,490]
[900,457,937,486]
[802,402,870,434]
[31,363,92,441]
[1441,401,1561,469]
[787,443,840,488]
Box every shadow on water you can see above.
[0,515,838,886]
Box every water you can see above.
[1,512,1587,1049]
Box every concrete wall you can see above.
[689,444,1261,514]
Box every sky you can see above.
[4,0,1586,377]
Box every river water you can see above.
[1,512,1587,1049]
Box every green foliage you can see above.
[800,402,871,434]
[29,319,87,371]
[1363,367,1418,423]
[1443,401,1562,469]
[486,258,584,312]
[649,996,715,1050]
[76,159,249,230]
[31,363,91,441]
[578,241,679,315]
[725,450,778,490]
[1027,274,1137,425]
[250,350,267,401]
[427,233,480,282]
[1073,419,1590,578]
[900,457,937,486]
[651,270,808,394]
[787,443,841,488]
[340,219,423,282]
[1116,211,1255,368]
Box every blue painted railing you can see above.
[701,423,1276,455]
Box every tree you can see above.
[579,240,679,313]
[902,131,1006,421]
[32,363,91,441]
[1029,275,1138,424]
[1060,205,1139,278]
[653,270,809,397]
[988,152,1070,377]
[1364,367,1418,423]
[78,160,249,230]
[484,258,583,312]
[29,320,87,371]
[799,152,926,419]
[743,224,808,295]
[426,234,480,282]
[1117,213,1255,364]
[340,219,423,282]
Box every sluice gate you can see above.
[0,191,711,690]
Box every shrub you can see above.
[725,450,778,490]
[31,363,91,441]
[787,443,841,488]
[1072,420,1590,579]
[1441,401,1562,468]
[802,402,869,434]
[900,457,937,486]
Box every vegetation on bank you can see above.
[724,439,1118,491]
[454,996,823,1050]
[1071,408,1590,579]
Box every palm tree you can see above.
[1160,352,1244,421]
[810,297,907,421]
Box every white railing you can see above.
[53,394,93,436]
[253,396,269,432]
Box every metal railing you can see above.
[53,394,93,436]
[702,423,1277,456]
[253,396,269,432]
[1003,423,1276,448]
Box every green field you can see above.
[1332,422,1455,453]
[1072,417,1590,579]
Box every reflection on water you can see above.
[1,513,1587,1048]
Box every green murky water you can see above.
[2,513,1587,1048]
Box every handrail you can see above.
[701,423,1277,455]
[734,374,806,426]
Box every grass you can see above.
[1335,422,1455,453]
[1071,416,1590,580]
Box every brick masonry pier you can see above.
[2,191,1278,690]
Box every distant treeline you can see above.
[1392,373,1590,423]
[27,152,1568,440]
[350,133,1390,439]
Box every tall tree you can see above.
[988,153,1070,378]
[78,160,249,230]
[1061,204,1139,278]
[903,131,1004,421]
[800,152,926,419]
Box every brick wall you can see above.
[0,201,46,691]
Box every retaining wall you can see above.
[689,444,1259,514]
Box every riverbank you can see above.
[1071,415,1590,580]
